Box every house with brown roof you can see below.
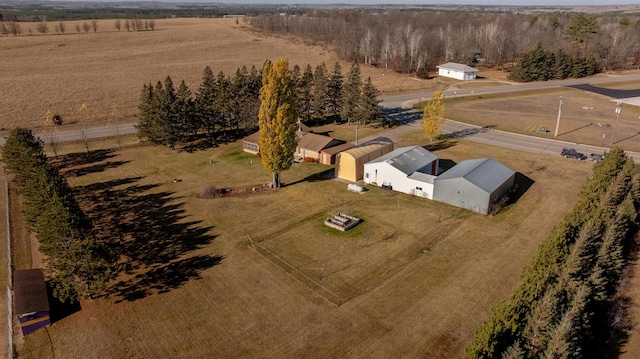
[296,132,349,164]
[242,121,351,164]
[242,120,313,156]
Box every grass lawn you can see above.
[14,130,594,358]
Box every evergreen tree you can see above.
[297,64,314,123]
[175,80,194,141]
[312,63,329,125]
[215,71,232,139]
[566,14,599,44]
[327,61,344,118]
[571,53,587,78]
[196,66,219,141]
[258,57,298,188]
[341,62,363,124]
[543,284,592,359]
[159,76,180,149]
[553,49,571,80]
[136,83,162,144]
[359,76,383,126]
[523,284,566,356]
[501,341,525,359]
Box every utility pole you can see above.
[554,96,563,137]
[355,120,359,146]
[611,101,623,145]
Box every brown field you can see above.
[9,126,594,358]
[0,18,438,136]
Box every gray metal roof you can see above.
[367,146,438,176]
[436,62,478,73]
[436,158,515,193]
[408,171,436,184]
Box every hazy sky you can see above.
[70,0,640,6]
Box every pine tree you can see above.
[341,62,363,124]
[297,64,314,123]
[175,80,194,142]
[196,66,219,141]
[553,49,571,80]
[258,57,298,188]
[421,90,446,142]
[359,76,382,126]
[312,63,329,125]
[136,83,161,143]
[523,284,566,356]
[327,61,344,118]
[215,71,232,140]
[159,76,180,149]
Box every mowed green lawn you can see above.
[18,130,592,358]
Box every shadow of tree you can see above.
[382,107,422,127]
[423,139,458,152]
[111,255,224,302]
[46,282,81,323]
[74,176,220,302]
[51,149,130,178]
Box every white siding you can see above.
[364,161,435,199]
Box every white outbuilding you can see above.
[363,146,439,199]
[436,62,478,81]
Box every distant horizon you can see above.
[35,0,640,7]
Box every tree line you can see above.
[0,17,155,36]
[137,61,383,148]
[249,10,640,76]
[1,128,113,303]
[508,42,598,82]
[465,147,640,358]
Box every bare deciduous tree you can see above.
[36,20,48,35]
[149,19,156,31]
[114,19,121,32]
[91,19,98,33]
[57,21,65,34]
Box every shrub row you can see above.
[1,128,113,302]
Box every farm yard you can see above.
[3,13,640,359]
[9,130,593,358]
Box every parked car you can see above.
[590,153,605,163]
[561,148,587,160]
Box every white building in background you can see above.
[436,62,478,80]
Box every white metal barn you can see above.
[363,146,439,199]
[433,158,515,215]
[436,62,478,80]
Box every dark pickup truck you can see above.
[561,148,587,160]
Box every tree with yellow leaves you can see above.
[258,57,298,188]
[421,90,446,142]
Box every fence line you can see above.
[249,238,341,306]
[6,286,12,359]
[3,178,13,359]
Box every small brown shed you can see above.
[14,269,51,336]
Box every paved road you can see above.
[3,73,640,161]
[375,73,640,162]
[380,73,640,109]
